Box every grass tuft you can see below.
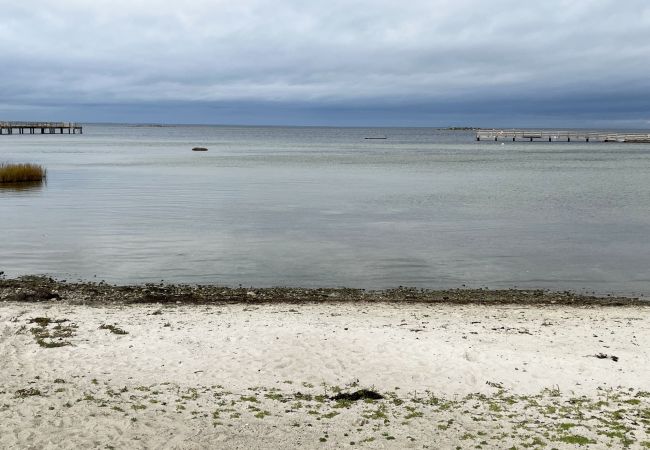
[557,434,596,445]
[0,163,46,183]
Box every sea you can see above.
[1,124,649,296]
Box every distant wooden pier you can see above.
[0,122,82,136]
[476,129,650,143]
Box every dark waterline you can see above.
[1,124,649,296]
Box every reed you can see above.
[0,163,46,183]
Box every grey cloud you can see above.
[1,0,649,125]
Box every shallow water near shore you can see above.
[1,124,650,296]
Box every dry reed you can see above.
[0,163,46,183]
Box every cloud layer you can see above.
[2,0,649,125]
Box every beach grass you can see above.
[0,163,46,183]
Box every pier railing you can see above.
[476,129,650,143]
[0,121,83,135]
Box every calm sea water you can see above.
[1,124,649,296]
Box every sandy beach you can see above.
[3,0,650,448]
[1,278,649,448]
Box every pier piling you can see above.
[475,129,650,143]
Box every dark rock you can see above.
[192,147,208,152]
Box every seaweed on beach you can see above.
[6,287,60,302]
[28,316,77,348]
[331,389,384,402]
[0,275,646,306]
[14,388,42,398]
[99,324,129,335]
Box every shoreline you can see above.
[1,275,646,306]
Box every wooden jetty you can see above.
[0,122,82,136]
[476,129,650,143]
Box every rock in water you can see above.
[192,147,208,152]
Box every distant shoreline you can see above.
[1,276,645,306]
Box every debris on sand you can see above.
[331,389,384,401]
[0,276,646,306]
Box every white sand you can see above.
[1,301,649,449]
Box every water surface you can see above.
[1,125,649,296]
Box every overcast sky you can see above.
[1,0,649,127]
